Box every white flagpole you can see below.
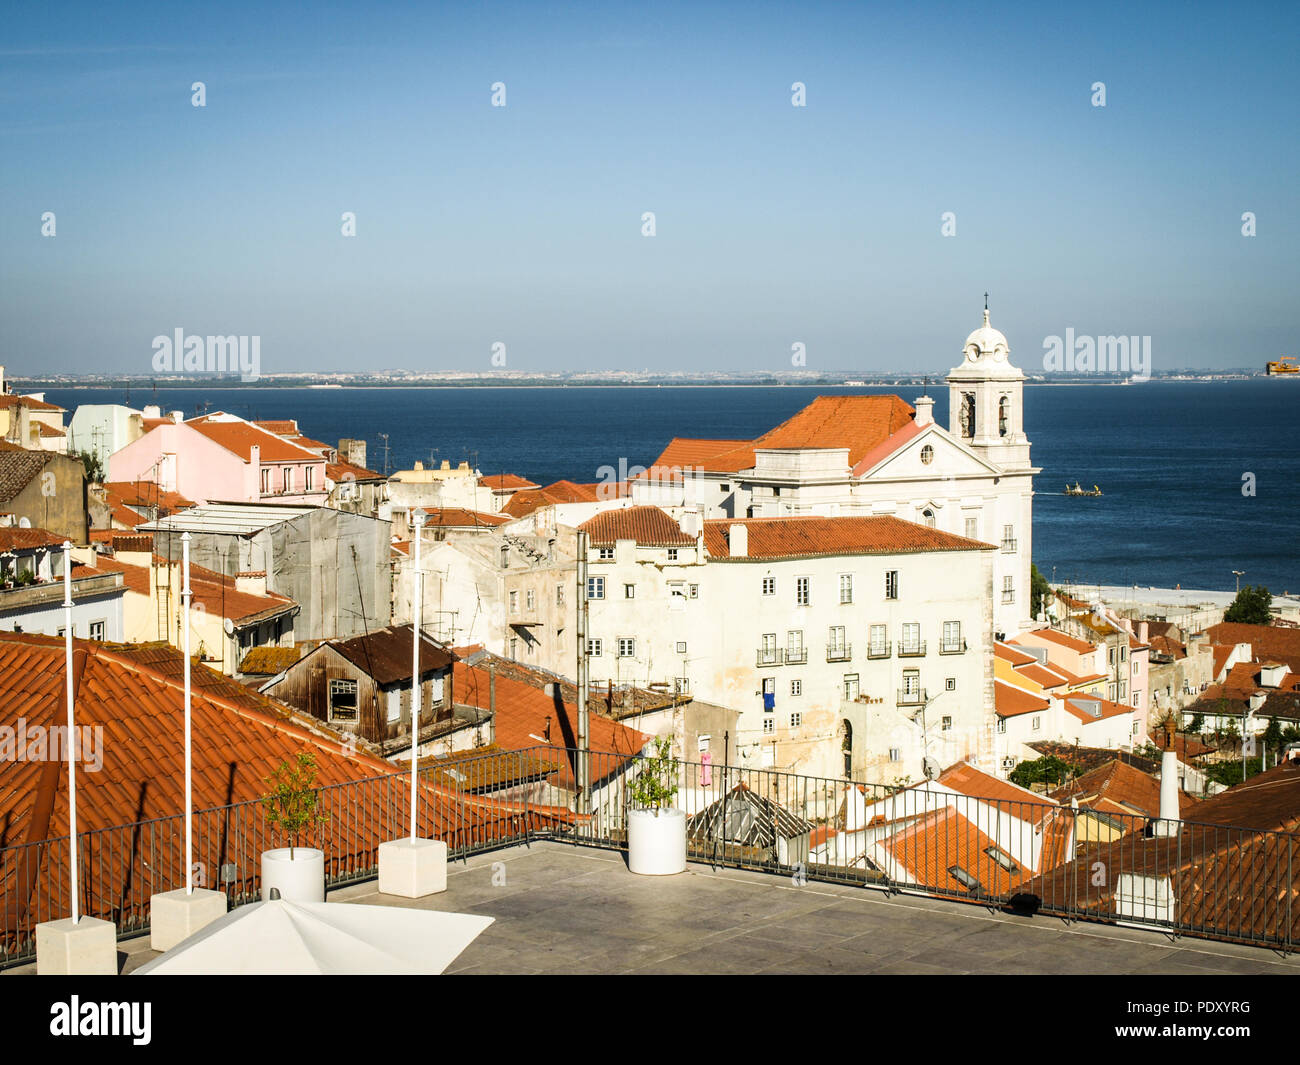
[410,511,423,840]
[62,541,79,924]
[182,532,193,894]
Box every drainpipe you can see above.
[576,530,590,814]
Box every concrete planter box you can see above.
[378,837,447,898]
[261,848,325,902]
[627,808,687,875]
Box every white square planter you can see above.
[378,837,447,898]
[149,888,228,951]
[36,916,118,975]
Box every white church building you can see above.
[631,306,1039,638]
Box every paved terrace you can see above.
[12,841,1297,976]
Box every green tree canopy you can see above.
[1030,564,1052,621]
[1224,584,1272,625]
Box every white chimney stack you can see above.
[1138,621,1149,644]
[913,395,934,428]
[728,523,748,558]
[1153,718,1181,836]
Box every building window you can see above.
[762,676,776,701]
[889,748,901,763]
[885,570,898,600]
[1108,647,1116,664]
[305,466,314,491]
[510,638,518,659]
[964,516,979,540]
[1133,719,1140,734]
[922,509,935,528]
[597,546,615,560]
[526,589,535,611]
[1120,645,1128,662]
[624,584,635,599]
[996,718,1006,734]
[786,630,804,660]
[509,590,518,614]
[829,625,847,658]
[998,395,1009,437]
[901,622,921,655]
[790,712,802,728]
[667,548,678,561]
[763,718,775,736]
[946,677,957,691]
[795,576,810,606]
[587,576,605,599]
[843,674,859,701]
[617,637,636,658]
[839,574,853,604]
[869,624,887,656]
[761,633,778,663]
[1132,691,1140,708]
[920,444,934,465]
[587,638,602,657]
[1002,524,1015,553]
[1031,715,1041,731]
[328,679,359,722]
[762,576,776,596]
[500,546,509,569]
[942,620,962,653]
[557,585,565,606]
[283,467,292,493]
[941,715,952,731]
[902,670,920,699]
[1118,681,1127,700]
[261,468,271,494]
[676,641,687,654]
[1132,660,1139,676]
[688,584,699,599]
[1002,576,1015,604]
[790,679,802,697]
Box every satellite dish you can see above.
[17,517,30,529]
[223,618,234,634]
[922,757,941,780]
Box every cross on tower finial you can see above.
[984,291,989,311]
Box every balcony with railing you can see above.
[826,643,852,663]
[897,640,926,658]
[783,647,808,665]
[939,638,967,655]
[897,687,927,705]
[866,641,891,660]
[1001,538,1018,553]
[756,647,785,667]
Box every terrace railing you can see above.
[2,745,1296,968]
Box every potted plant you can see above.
[260,751,330,902]
[626,738,686,875]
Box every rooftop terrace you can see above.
[9,841,1294,976]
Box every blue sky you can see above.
[1,1,1297,376]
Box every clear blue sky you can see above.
[1,1,1297,376]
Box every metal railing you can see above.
[898,640,927,658]
[866,642,891,659]
[897,687,927,705]
[826,644,852,662]
[1001,539,1018,553]
[940,639,968,654]
[756,648,784,667]
[3,745,1296,968]
[784,648,808,665]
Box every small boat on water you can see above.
[1064,482,1103,497]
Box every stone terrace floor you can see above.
[15,840,1299,975]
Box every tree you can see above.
[1264,716,1283,750]
[1224,584,1272,626]
[1009,754,1076,790]
[1187,712,1205,735]
[261,751,329,859]
[77,449,104,484]
[1030,564,1052,621]
[627,738,680,814]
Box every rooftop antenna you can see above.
[378,433,391,476]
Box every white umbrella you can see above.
[134,899,493,975]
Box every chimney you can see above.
[169,411,183,424]
[678,507,701,538]
[914,395,934,427]
[1249,690,1267,713]
[1138,621,1149,644]
[235,571,268,596]
[728,523,748,558]
[1153,717,1181,836]
[143,404,161,418]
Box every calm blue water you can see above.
[46,382,1300,595]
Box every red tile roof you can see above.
[580,506,695,547]
[0,527,65,551]
[34,422,65,438]
[186,418,321,464]
[91,554,296,625]
[0,632,575,940]
[1018,662,1068,689]
[995,641,1038,667]
[326,459,385,483]
[1061,695,1132,724]
[1211,644,1236,678]
[102,481,195,516]
[1015,628,1097,654]
[995,681,1052,718]
[252,419,301,436]
[502,480,627,518]
[1051,759,1199,818]
[1207,623,1300,672]
[479,474,539,491]
[702,515,990,561]
[415,508,510,529]
[646,438,755,473]
[850,418,924,476]
[877,807,1022,896]
[936,761,1054,812]
[0,394,63,413]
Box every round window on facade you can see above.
[920,444,934,465]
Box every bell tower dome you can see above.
[946,298,1031,471]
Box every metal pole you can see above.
[410,510,424,840]
[182,532,194,894]
[576,530,590,815]
[62,542,79,924]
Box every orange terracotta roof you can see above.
[1061,695,1132,724]
[702,515,990,561]
[102,481,195,515]
[1045,663,1107,687]
[1016,628,1097,654]
[580,506,695,547]
[936,761,1054,811]
[1207,623,1300,672]
[0,632,575,937]
[850,419,925,476]
[0,527,65,551]
[479,474,539,491]
[1211,644,1236,678]
[1018,662,1068,689]
[646,438,755,473]
[252,419,301,436]
[877,807,1022,896]
[34,422,65,438]
[287,434,331,453]
[326,460,385,482]
[995,681,1052,718]
[502,480,627,518]
[1216,661,1300,700]
[415,508,510,529]
[186,418,321,464]
[88,556,151,596]
[995,641,1037,667]
[1051,759,1199,819]
[0,394,63,413]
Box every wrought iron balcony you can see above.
[939,639,968,655]
[897,687,928,706]
[756,648,784,667]
[866,642,891,660]
[784,647,808,665]
[826,644,852,663]
[897,640,927,658]
[1001,539,1018,553]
